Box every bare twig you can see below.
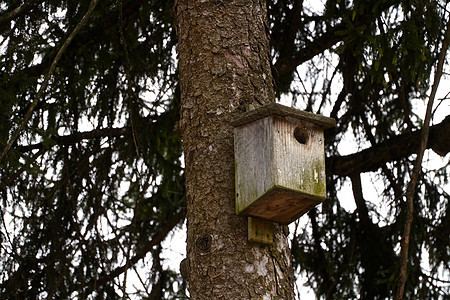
[395,19,450,300]
[432,91,450,116]
[0,0,99,164]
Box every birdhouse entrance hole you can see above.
[294,125,309,145]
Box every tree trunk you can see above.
[174,1,295,299]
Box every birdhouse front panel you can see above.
[272,116,326,200]
[233,103,335,225]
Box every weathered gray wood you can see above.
[234,104,333,224]
[234,117,274,216]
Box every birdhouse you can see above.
[232,103,336,225]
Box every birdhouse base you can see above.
[248,217,273,244]
[239,188,324,225]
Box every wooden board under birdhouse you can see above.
[234,109,331,224]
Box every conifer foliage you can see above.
[0,0,449,298]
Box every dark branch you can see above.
[328,115,450,176]
[17,126,133,152]
[272,0,401,80]
[273,24,346,79]
[0,0,43,27]
[350,174,373,230]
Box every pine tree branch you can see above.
[395,19,450,300]
[0,0,43,27]
[0,0,147,89]
[16,126,133,153]
[0,0,99,164]
[0,126,136,189]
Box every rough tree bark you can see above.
[174,0,295,299]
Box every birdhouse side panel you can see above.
[272,117,327,200]
[234,117,275,215]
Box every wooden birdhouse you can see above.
[232,103,336,225]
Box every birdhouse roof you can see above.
[231,103,336,128]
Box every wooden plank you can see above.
[248,217,273,244]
